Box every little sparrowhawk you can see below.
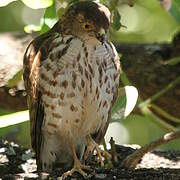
[23,1,120,177]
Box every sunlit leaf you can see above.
[100,0,105,4]
[7,69,23,88]
[41,2,58,33]
[0,110,29,128]
[24,24,41,33]
[112,86,138,120]
[124,86,138,117]
[40,23,50,34]
[21,0,53,9]
[0,0,17,7]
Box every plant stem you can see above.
[121,130,180,168]
[161,56,180,65]
[150,104,180,123]
[139,76,180,108]
[141,106,177,132]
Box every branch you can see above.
[121,130,180,168]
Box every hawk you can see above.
[23,1,120,177]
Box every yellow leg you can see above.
[84,135,111,167]
[64,138,90,178]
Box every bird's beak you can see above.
[96,28,106,43]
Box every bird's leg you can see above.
[84,135,111,167]
[64,137,90,178]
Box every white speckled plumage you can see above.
[37,34,119,169]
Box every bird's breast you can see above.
[39,35,120,143]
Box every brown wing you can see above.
[23,24,60,168]
[93,41,120,144]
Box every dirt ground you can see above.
[0,139,180,180]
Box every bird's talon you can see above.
[81,164,91,170]
[64,167,87,178]
[103,151,112,160]
[64,159,90,178]
[85,135,112,167]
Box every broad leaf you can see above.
[7,69,23,88]
[112,86,138,120]
[41,2,58,33]
[124,86,138,117]
[0,110,29,128]
[24,24,41,33]
[21,0,53,9]
[100,0,105,4]
[0,0,17,7]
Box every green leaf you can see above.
[7,69,23,88]
[112,86,138,120]
[41,1,58,33]
[0,0,17,7]
[100,0,105,4]
[112,88,126,115]
[24,24,41,33]
[0,110,29,128]
[21,0,53,9]
[112,9,121,30]
[40,23,50,34]
[168,0,180,23]
[174,0,180,6]
[112,8,126,31]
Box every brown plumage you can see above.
[23,1,120,177]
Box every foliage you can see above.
[0,0,180,149]
[170,0,180,23]
[0,0,53,9]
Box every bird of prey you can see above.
[23,1,120,177]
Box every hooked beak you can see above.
[96,28,107,43]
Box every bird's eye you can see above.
[82,23,90,30]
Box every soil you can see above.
[0,140,180,180]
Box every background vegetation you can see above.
[0,0,179,150]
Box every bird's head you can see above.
[59,1,110,42]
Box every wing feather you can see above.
[93,41,120,143]
[23,27,59,168]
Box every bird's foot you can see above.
[64,158,90,178]
[65,136,91,178]
[84,135,111,167]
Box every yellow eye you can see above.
[82,23,90,30]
